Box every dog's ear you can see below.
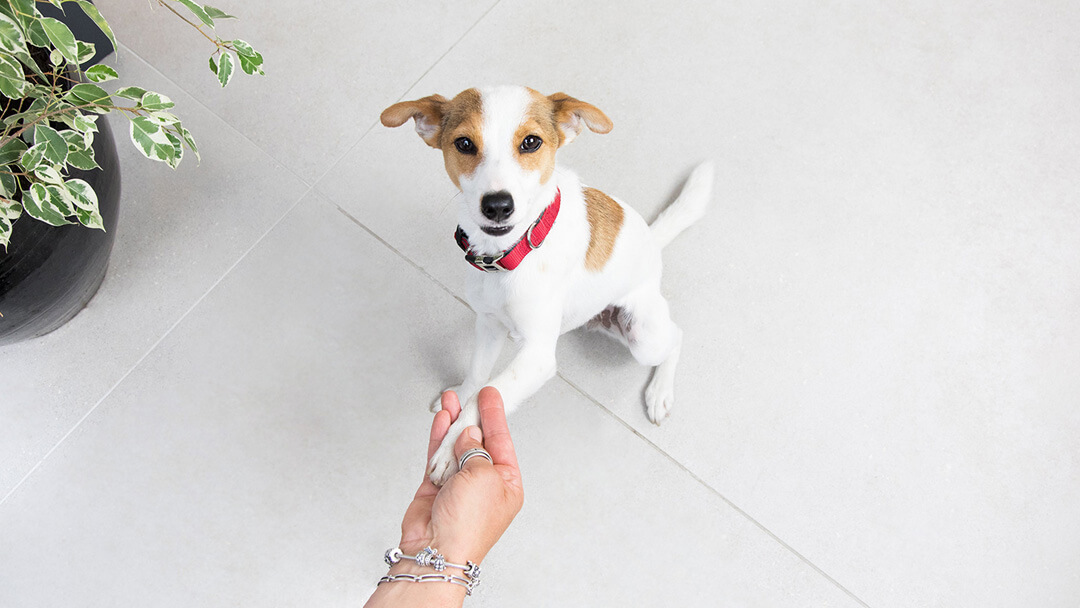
[548,93,613,146]
[380,95,448,148]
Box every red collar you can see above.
[455,189,561,272]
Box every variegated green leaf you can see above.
[59,178,103,229]
[40,17,78,65]
[9,0,48,47]
[0,139,27,165]
[176,0,214,28]
[0,172,17,198]
[76,40,97,64]
[46,184,74,216]
[0,52,28,98]
[72,1,117,51]
[114,85,148,101]
[34,125,68,165]
[22,183,71,226]
[0,13,26,55]
[140,91,174,111]
[73,113,99,134]
[145,111,180,126]
[74,204,103,230]
[84,64,118,83]
[64,179,98,211]
[20,143,47,172]
[129,115,176,164]
[233,40,264,76]
[33,164,65,186]
[203,5,236,20]
[178,125,199,162]
[66,83,112,107]
[215,52,233,87]
[65,144,99,171]
[164,130,183,169]
[60,131,99,171]
[0,194,20,219]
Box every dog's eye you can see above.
[454,137,477,155]
[520,135,542,153]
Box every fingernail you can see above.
[465,426,482,442]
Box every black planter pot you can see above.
[0,118,122,346]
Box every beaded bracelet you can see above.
[380,546,481,595]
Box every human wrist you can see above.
[367,547,477,606]
[401,534,489,568]
[366,570,467,607]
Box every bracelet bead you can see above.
[379,546,481,595]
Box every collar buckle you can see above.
[466,251,508,272]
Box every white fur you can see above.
[424,86,715,484]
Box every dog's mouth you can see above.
[480,225,514,236]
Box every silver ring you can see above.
[458,448,493,470]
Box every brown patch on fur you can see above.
[583,187,624,271]
[439,89,484,188]
[515,89,562,183]
[548,92,613,145]
[380,94,448,148]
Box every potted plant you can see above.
[0,0,263,344]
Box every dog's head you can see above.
[381,86,611,250]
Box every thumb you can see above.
[454,426,489,469]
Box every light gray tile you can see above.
[0,47,308,497]
[319,0,1080,605]
[94,0,499,183]
[0,195,859,607]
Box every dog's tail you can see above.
[649,161,715,249]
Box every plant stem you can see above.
[157,0,221,48]
[0,103,140,150]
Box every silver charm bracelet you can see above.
[380,546,481,595]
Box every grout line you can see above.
[333,204,471,311]
[0,193,309,508]
[556,372,874,608]
[308,0,504,190]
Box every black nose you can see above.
[481,191,514,222]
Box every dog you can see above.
[381,86,714,484]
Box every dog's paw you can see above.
[428,436,460,486]
[645,373,675,425]
[430,385,462,413]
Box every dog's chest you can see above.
[466,264,560,338]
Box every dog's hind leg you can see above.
[613,286,683,424]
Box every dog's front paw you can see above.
[428,435,460,486]
[645,373,675,425]
[431,384,476,413]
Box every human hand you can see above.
[398,386,524,565]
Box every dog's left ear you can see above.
[380,94,448,148]
[548,93,613,146]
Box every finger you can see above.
[476,386,519,471]
[453,425,493,471]
[426,409,452,462]
[441,390,462,421]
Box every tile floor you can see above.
[2,1,1079,606]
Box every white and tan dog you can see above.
[381,86,713,484]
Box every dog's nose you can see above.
[481,191,514,222]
